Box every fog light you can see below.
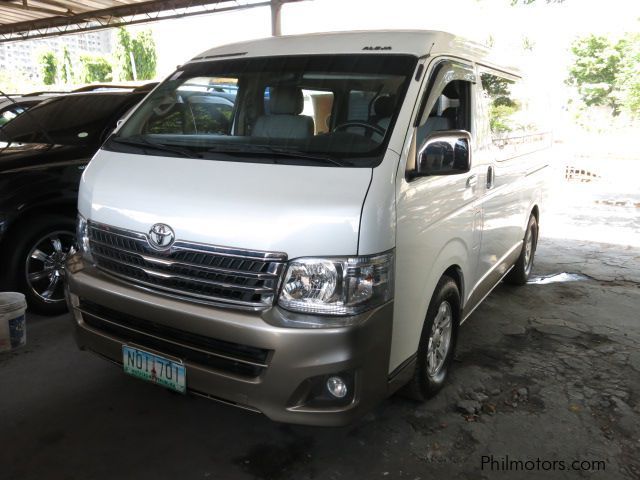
[326,376,348,398]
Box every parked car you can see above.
[66,31,551,425]
[0,84,156,314]
[0,91,62,128]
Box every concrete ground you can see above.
[1,182,639,479]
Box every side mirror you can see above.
[411,130,472,179]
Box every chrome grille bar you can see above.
[87,221,287,310]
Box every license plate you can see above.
[122,345,186,394]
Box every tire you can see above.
[505,214,538,286]
[0,215,76,315]
[403,275,460,401]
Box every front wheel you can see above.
[505,214,538,286]
[403,275,460,401]
[1,215,76,315]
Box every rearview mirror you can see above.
[410,130,471,179]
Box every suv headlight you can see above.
[278,251,394,316]
[76,214,93,262]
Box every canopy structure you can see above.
[0,0,302,43]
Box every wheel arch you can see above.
[531,204,539,224]
[0,201,77,251]
[442,264,464,314]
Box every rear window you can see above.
[0,93,142,145]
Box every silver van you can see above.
[66,30,550,426]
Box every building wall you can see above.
[0,30,113,85]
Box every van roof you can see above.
[188,30,520,75]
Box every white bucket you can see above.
[0,292,27,352]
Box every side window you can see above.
[481,72,542,140]
[417,80,472,147]
[481,73,517,139]
[0,106,26,127]
[146,104,185,134]
[189,99,233,134]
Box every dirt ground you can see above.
[1,176,639,480]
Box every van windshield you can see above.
[107,54,417,167]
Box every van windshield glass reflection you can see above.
[107,54,417,167]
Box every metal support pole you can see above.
[270,0,282,36]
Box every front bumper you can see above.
[65,256,393,426]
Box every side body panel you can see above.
[389,57,551,373]
[0,144,94,246]
[464,66,551,316]
[465,73,525,311]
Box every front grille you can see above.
[78,300,271,378]
[87,222,287,309]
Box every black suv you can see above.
[0,85,155,314]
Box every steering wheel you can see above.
[333,121,385,136]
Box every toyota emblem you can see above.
[148,223,175,250]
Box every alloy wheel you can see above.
[426,300,453,377]
[25,230,75,305]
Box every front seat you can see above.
[252,87,314,139]
[417,95,456,141]
[371,95,396,131]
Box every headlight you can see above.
[76,214,93,262]
[278,251,394,316]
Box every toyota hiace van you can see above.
[66,31,550,426]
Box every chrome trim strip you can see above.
[90,237,281,280]
[94,266,272,310]
[91,251,273,294]
[87,220,287,309]
[76,306,269,368]
[88,221,287,261]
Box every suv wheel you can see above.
[403,275,460,401]
[2,215,76,315]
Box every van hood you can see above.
[79,150,373,259]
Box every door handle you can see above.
[486,166,495,189]
[466,174,477,189]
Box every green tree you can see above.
[613,32,640,117]
[80,54,113,83]
[490,104,518,133]
[114,27,157,81]
[131,31,157,80]
[60,46,74,84]
[567,35,621,113]
[567,33,640,116]
[39,51,57,85]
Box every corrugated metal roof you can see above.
[0,0,292,43]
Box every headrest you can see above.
[373,95,396,117]
[430,94,460,116]
[269,86,304,115]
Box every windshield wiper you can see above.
[110,136,201,159]
[206,144,349,167]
